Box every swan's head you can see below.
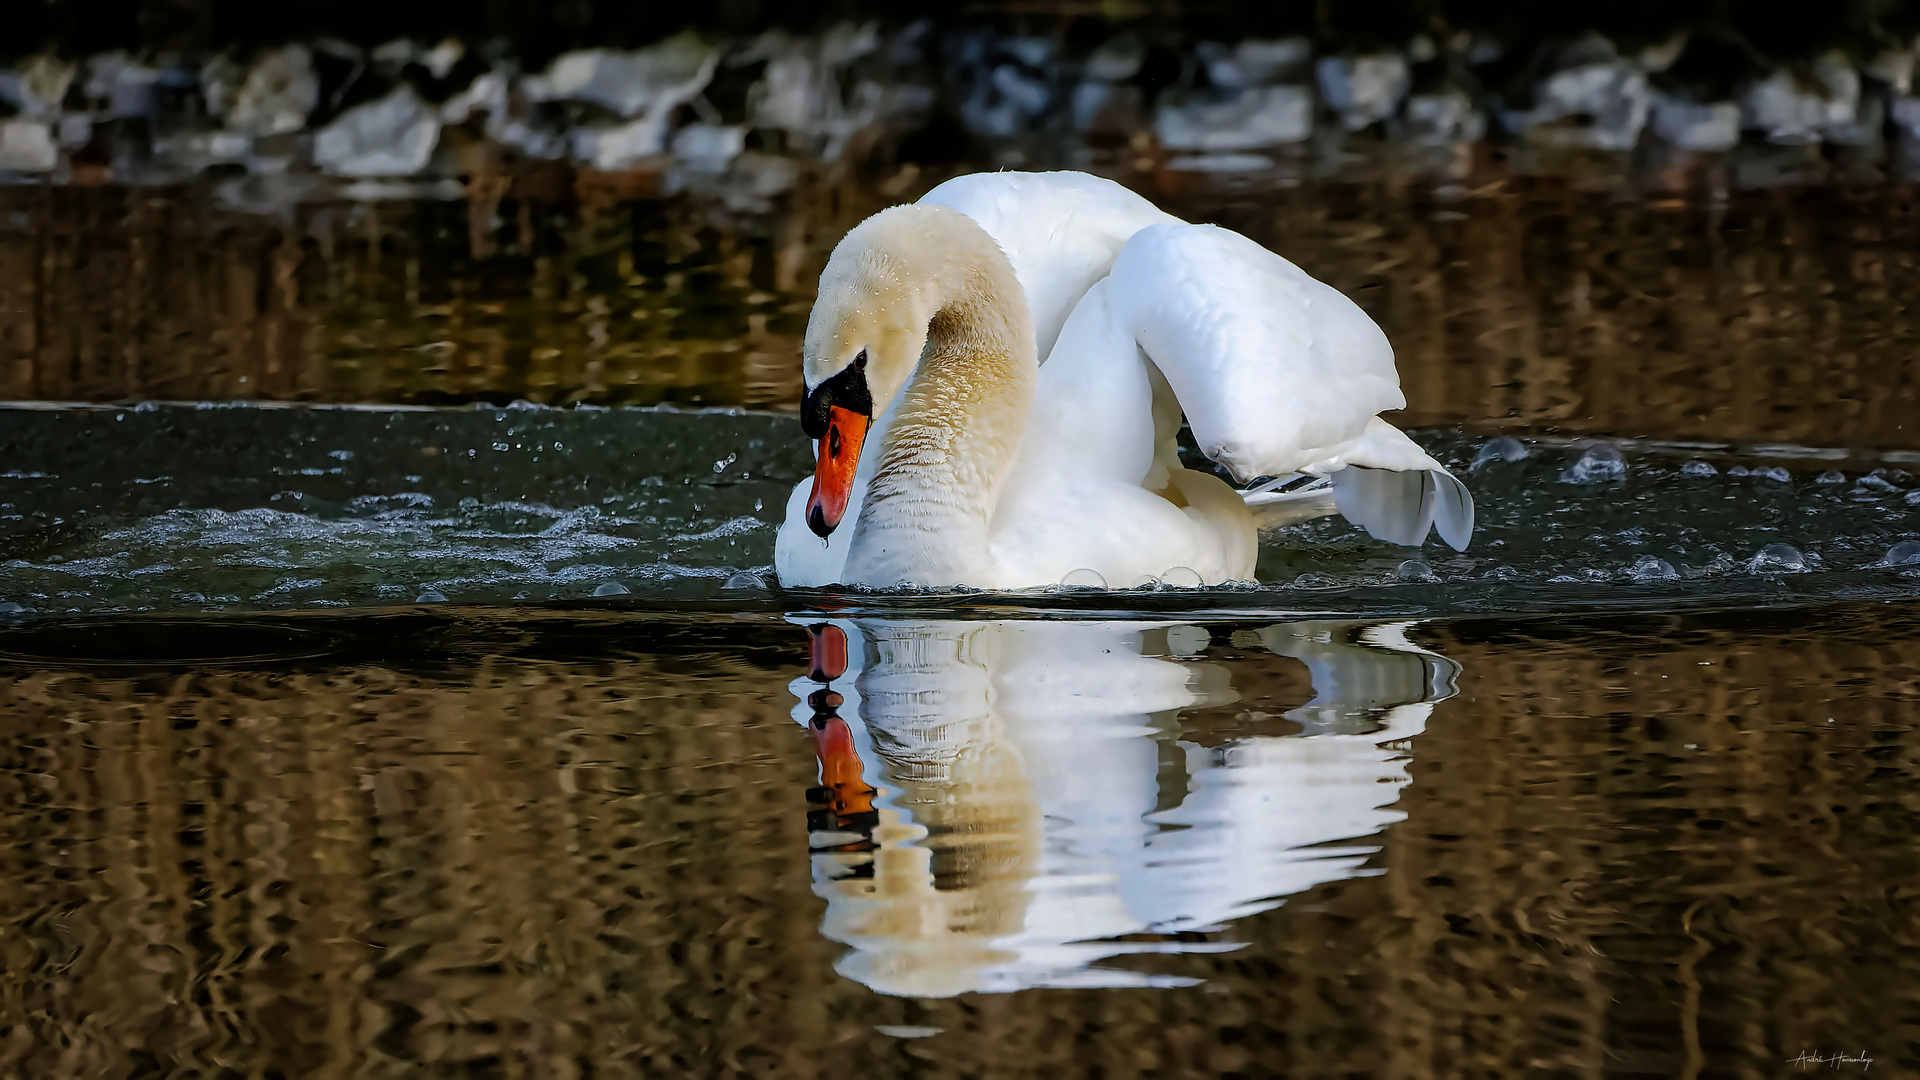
[799,205,1006,537]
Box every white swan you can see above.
[774,170,1472,590]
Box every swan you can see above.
[774,170,1473,590]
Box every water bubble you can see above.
[1727,465,1751,477]
[1292,571,1340,588]
[1129,574,1162,589]
[415,590,448,603]
[1059,568,1106,588]
[1753,466,1791,482]
[1682,461,1718,477]
[1561,443,1626,483]
[593,582,631,596]
[712,452,737,474]
[1745,543,1807,573]
[1908,491,1920,506]
[0,601,25,614]
[1161,566,1204,588]
[1855,473,1900,493]
[1165,625,1211,655]
[722,571,767,591]
[1481,565,1518,581]
[1396,559,1439,583]
[1816,469,1846,484]
[1628,555,1679,582]
[1470,436,1529,470]
[1881,540,1920,566]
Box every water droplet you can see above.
[1129,574,1162,589]
[1164,625,1211,655]
[712,452,737,474]
[1816,469,1847,484]
[1396,559,1439,583]
[593,582,631,596]
[722,571,767,591]
[1882,540,1920,566]
[1059,568,1106,588]
[1471,436,1528,470]
[415,590,448,603]
[1560,443,1626,484]
[492,442,510,452]
[753,498,764,512]
[1629,555,1679,582]
[1681,461,1717,477]
[1161,566,1204,588]
[1754,466,1791,482]
[1745,543,1806,573]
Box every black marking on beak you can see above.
[808,504,830,537]
[801,349,871,439]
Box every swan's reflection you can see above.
[790,617,1459,997]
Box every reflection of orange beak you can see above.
[806,623,848,682]
[806,405,869,538]
[810,707,876,817]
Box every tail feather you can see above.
[1328,465,1473,551]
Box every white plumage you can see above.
[775,170,1473,589]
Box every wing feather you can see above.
[1105,223,1405,480]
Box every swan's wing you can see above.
[1103,224,1472,551]
[1105,223,1405,479]
[919,171,1181,362]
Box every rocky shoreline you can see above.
[6,20,1920,209]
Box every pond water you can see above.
[0,604,1914,1076]
[0,172,1917,1076]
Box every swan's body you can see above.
[775,171,1472,590]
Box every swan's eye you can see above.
[853,349,867,371]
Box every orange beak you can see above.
[806,405,869,538]
[809,702,876,818]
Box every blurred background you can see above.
[1,0,1916,451]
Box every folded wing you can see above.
[1102,223,1473,551]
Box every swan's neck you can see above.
[849,263,1035,586]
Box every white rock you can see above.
[1404,87,1485,145]
[1741,53,1858,144]
[0,55,74,119]
[55,114,91,148]
[314,85,441,177]
[1155,84,1313,151]
[1316,52,1409,130]
[1650,94,1741,151]
[423,39,466,81]
[570,112,673,170]
[1523,58,1649,150]
[1866,46,1915,93]
[228,45,320,137]
[670,121,745,170]
[1084,35,1145,83]
[521,34,718,118]
[441,70,508,123]
[0,119,57,172]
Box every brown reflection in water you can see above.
[0,608,1909,1075]
[2,176,1916,450]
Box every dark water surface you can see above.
[1,169,1918,1077]
[0,604,1914,1077]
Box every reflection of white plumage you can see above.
[775,170,1472,590]
[790,617,1457,997]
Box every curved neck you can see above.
[849,228,1036,586]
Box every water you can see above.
[0,605,1913,1075]
[3,157,1919,1075]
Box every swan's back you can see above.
[919,171,1180,363]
